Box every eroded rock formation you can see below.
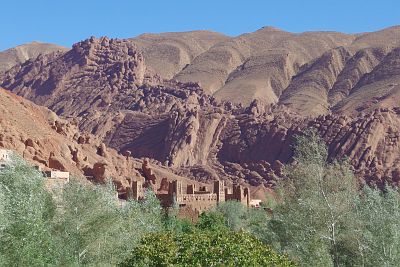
[1,27,400,193]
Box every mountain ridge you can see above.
[1,26,400,190]
[0,42,68,73]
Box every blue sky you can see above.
[2,0,400,51]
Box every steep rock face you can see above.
[351,26,400,48]
[174,27,294,97]
[214,52,299,106]
[3,31,400,119]
[357,47,400,86]
[1,36,158,116]
[329,47,390,105]
[0,87,217,195]
[163,109,226,167]
[0,88,144,189]
[215,107,400,187]
[175,28,355,106]
[2,28,400,190]
[313,109,400,187]
[218,111,298,165]
[334,47,400,115]
[280,47,352,115]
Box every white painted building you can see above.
[45,170,70,181]
[249,199,262,208]
[0,149,11,169]
[0,149,10,162]
[45,171,70,190]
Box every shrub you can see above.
[266,131,359,266]
[0,155,58,266]
[0,155,164,266]
[120,230,294,267]
[54,181,163,266]
[355,186,400,266]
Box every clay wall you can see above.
[132,180,144,200]
[177,193,218,213]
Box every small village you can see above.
[0,148,262,220]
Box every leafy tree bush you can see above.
[265,131,400,266]
[196,210,228,232]
[0,154,164,266]
[162,200,195,234]
[215,200,271,238]
[120,230,294,267]
[53,180,163,266]
[355,186,400,266]
[215,200,247,230]
[6,142,400,266]
[266,131,360,266]
[0,155,58,267]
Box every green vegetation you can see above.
[0,155,163,266]
[0,156,57,266]
[120,231,293,267]
[2,131,400,266]
[263,131,400,266]
[0,155,291,266]
[265,131,359,266]
[354,186,400,266]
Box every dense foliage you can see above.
[0,156,56,266]
[264,131,400,266]
[0,155,290,266]
[3,132,400,266]
[0,155,163,266]
[120,230,293,267]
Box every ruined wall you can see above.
[226,184,251,206]
[177,193,218,213]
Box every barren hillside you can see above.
[0,41,68,73]
[1,26,400,190]
[0,87,221,197]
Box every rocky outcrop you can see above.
[280,47,352,115]
[0,36,160,116]
[2,27,400,192]
[217,107,400,187]
[0,88,145,189]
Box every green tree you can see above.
[0,155,58,267]
[196,210,228,231]
[163,202,195,234]
[0,154,165,266]
[355,186,400,266]
[119,232,178,267]
[215,200,247,230]
[267,131,360,266]
[54,181,163,266]
[121,230,294,267]
[211,200,271,243]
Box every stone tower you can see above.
[132,180,144,201]
[214,180,225,202]
[187,184,196,194]
[170,180,183,196]
[233,184,250,207]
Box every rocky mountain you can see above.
[130,30,229,79]
[0,87,222,198]
[0,41,68,73]
[0,87,142,187]
[1,26,400,190]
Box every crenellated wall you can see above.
[131,160,253,217]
